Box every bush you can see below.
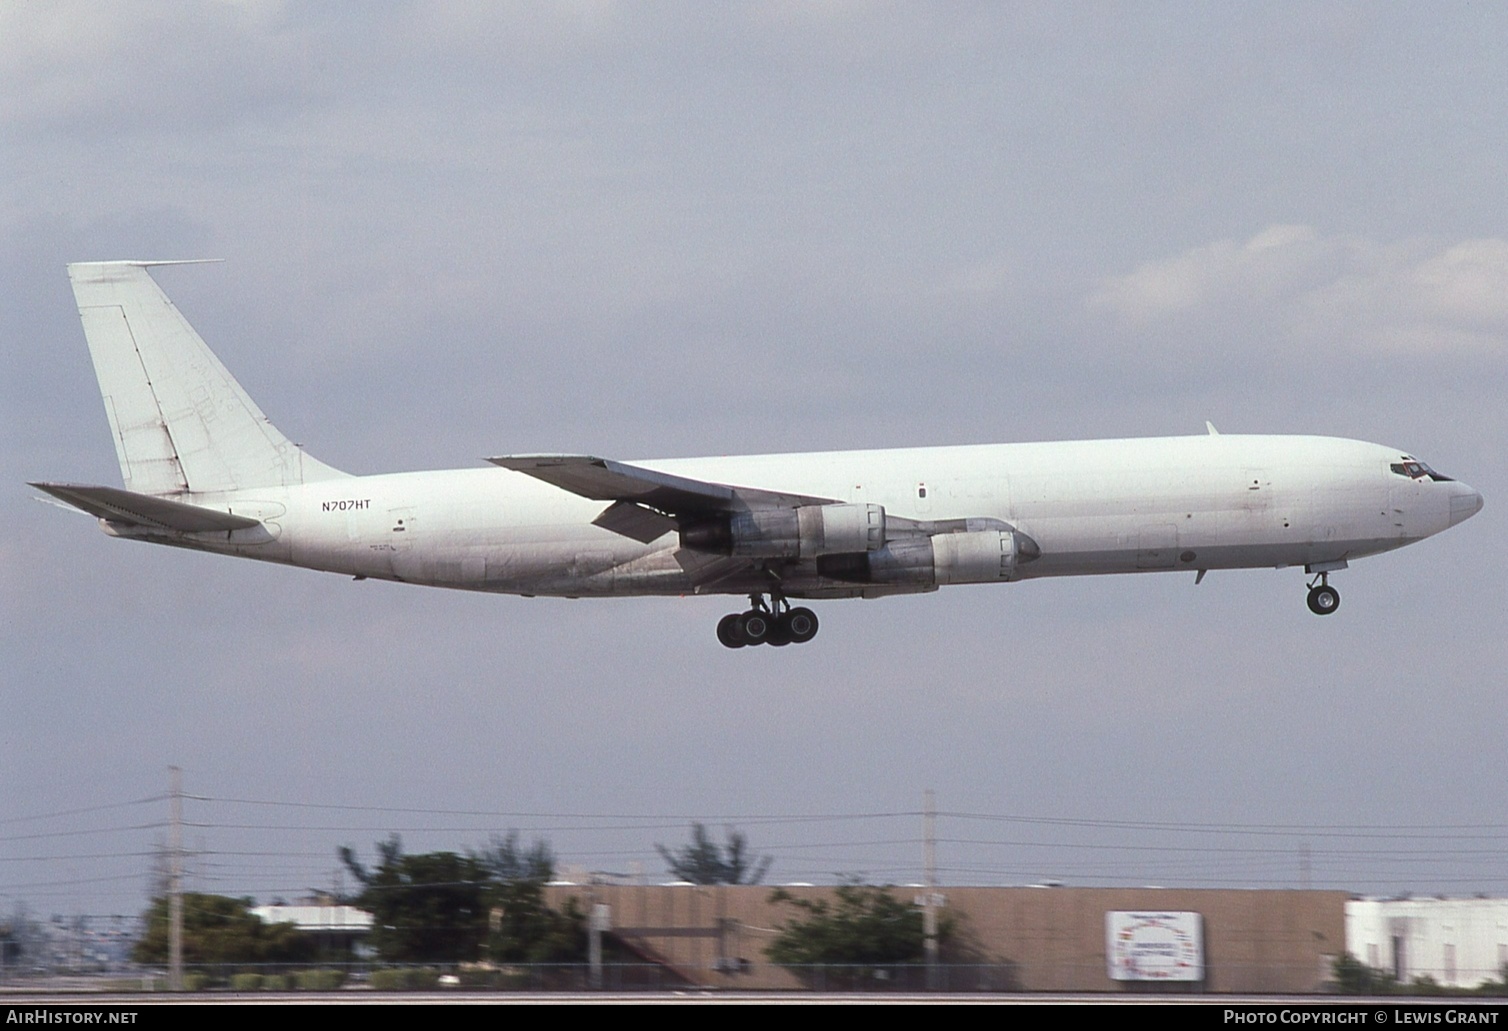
[408,967,441,990]
[457,968,499,988]
[294,968,345,990]
[1409,974,1448,996]
[370,968,408,991]
[229,973,262,991]
[1332,953,1396,994]
[368,966,444,990]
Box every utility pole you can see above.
[168,766,183,992]
[588,902,610,989]
[923,788,938,990]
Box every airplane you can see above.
[33,260,1483,649]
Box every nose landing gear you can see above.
[1306,572,1341,615]
[716,594,820,649]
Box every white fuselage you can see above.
[53,262,1483,643]
[114,434,1481,600]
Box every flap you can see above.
[591,500,679,544]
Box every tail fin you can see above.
[66,261,347,495]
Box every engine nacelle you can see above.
[680,503,886,559]
[817,529,1026,585]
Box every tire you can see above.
[1306,585,1340,615]
[716,613,746,648]
[739,611,772,645]
[766,619,793,647]
[784,607,819,644]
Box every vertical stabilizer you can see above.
[66,261,347,495]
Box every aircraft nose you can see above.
[1448,481,1484,527]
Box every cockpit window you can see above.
[1391,458,1454,482]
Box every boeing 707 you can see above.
[33,261,1483,648]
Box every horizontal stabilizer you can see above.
[29,483,263,532]
[488,454,835,515]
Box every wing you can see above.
[487,454,838,544]
[487,454,1037,598]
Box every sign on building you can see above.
[1106,911,1204,981]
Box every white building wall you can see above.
[1346,898,1508,989]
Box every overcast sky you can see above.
[4,3,1506,920]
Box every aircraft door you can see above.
[343,501,395,578]
[388,506,422,581]
[1389,481,1425,539]
[1221,468,1275,550]
[914,481,933,515]
[1242,469,1271,511]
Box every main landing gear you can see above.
[716,594,820,649]
[1306,572,1341,616]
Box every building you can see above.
[1346,897,1508,989]
[546,883,1347,992]
[251,903,374,957]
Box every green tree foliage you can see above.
[1,920,21,968]
[340,833,586,965]
[1331,952,1398,994]
[132,893,315,966]
[477,832,586,964]
[1477,965,1508,996]
[341,836,491,963]
[765,883,939,968]
[1334,955,1508,997]
[656,823,772,885]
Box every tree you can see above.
[765,883,938,971]
[477,832,585,964]
[0,919,19,969]
[340,832,587,965]
[133,893,315,966]
[340,836,491,963]
[656,823,772,885]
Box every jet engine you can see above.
[817,529,1035,585]
[680,503,886,559]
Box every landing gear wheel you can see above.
[1307,584,1340,615]
[783,607,819,644]
[716,613,746,649]
[739,610,773,645]
[717,593,819,649]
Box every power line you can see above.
[942,811,1508,837]
[200,796,914,824]
[0,823,166,843]
[0,795,164,826]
